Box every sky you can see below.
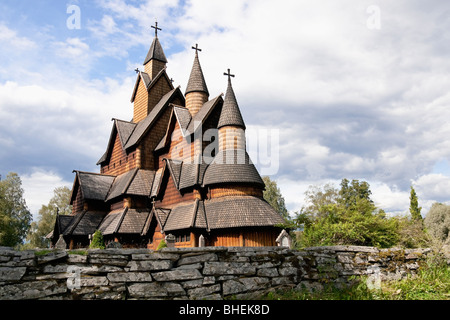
[1,0,450,221]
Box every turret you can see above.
[185,44,209,116]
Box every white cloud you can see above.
[2,0,450,224]
[0,24,36,50]
[21,169,72,220]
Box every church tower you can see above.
[185,44,209,116]
[143,22,167,79]
[132,22,172,123]
[218,69,246,152]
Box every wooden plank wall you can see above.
[209,229,278,247]
[210,186,263,199]
[157,174,194,208]
[101,132,137,176]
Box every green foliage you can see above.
[0,172,32,247]
[25,186,72,249]
[156,239,167,250]
[262,176,289,220]
[396,217,430,248]
[295,179,399,248]
[89,230,105,249]
[409,186,422,221]
[424,203,450,244]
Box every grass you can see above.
[260,256,450,300]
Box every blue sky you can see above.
[1,0,450,220]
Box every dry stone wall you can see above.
[0,245,433,300]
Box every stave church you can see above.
[49,23,285,249]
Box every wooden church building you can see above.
[49,24,285,249]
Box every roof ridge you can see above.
[122,168,139,195]
[190,199,199,228]
[72,170,116,177]
[112,206,128,234]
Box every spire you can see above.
[143,21,167,65]
[143,37,168,65]
[218,69,246,130]
[185,44,209,96]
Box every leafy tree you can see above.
[25,186,72,248]
[338,178,373,209]
[262,176,289,220]
[296,179,399,248]
[0,172,32,247]
[409,186,422,221]
[424,203,450,245]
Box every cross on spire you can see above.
[151,21,162,37]
[192,43,202,55]
[224,68,235,81]
[134,68,140,74]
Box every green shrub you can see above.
[424,203,450,245]
[156,239,167,250]
[89,230,105,249]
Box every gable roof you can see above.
[106,169,138,201]
[154,95,223,153]
[71,171,116,203]
[98,208,126,235]
[130,67,174,103]
[125,86,184,150]
[96,119,137,165]
[63,210,106,236]
[185,94,223,135]
[154,199,207,233]
[143,36,167,65]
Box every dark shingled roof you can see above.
[63,211,106,236]
[159,199,206,232]
[204,196,285,230]
[117,209,150,234]
[173,106,192,132]
[185,52,209,96]
[217,78,245,130]
[98,208,126,235]
[115,119,137,147]
[151,167,164,198]
[76,171,115,201]
[165,159,182,189]
[127,170,154,196]
[106,169,138,201]
[143,36,167,65]
[178,155,209,190]
[185,94,223,135]
[125,87,183,149]
[202,149,264,188]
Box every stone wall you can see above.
[0,245,433,300]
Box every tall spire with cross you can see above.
[218,68,246,130]
[185,43,209,97]
[143,20,167,68]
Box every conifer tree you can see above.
[409,186,422,221]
